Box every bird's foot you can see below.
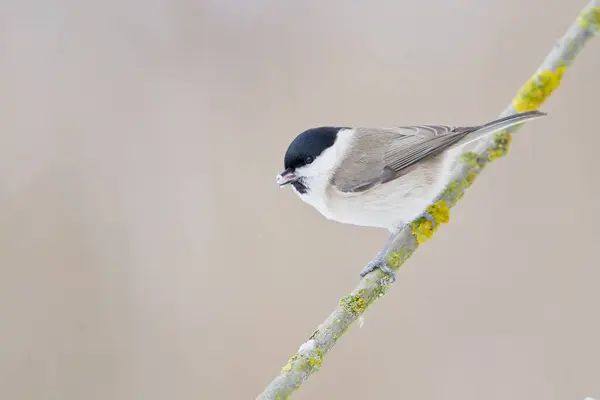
[419,211,437,229]
[360,256,396,282]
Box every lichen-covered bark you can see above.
[256,1,600,399]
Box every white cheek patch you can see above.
[291,129,356,218]
[296,129,355,180]
[296,161,329,179]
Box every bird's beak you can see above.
[276,168,297,187]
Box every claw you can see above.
[421,211,436,229]
[360,257,396,282]
[359,232,398,282]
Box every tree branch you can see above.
[257,2,600,398]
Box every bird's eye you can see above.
[305,156,314,164]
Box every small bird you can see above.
[276,110,546,280]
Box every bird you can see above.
[276,110,546,280]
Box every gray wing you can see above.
[331,125,474,193]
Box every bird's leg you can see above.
[360,232,398,282]
[359,211,436,281]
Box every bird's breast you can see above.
[293,153,457,231]
[306,157,454,230]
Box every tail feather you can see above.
[457,110,546,149]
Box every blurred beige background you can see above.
[1,1,599,399]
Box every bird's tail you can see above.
[456,110,546,149]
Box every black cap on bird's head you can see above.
[276,127,345,190]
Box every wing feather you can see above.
[332,125,473,193]
[331,111,546,193]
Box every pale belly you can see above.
[324,179,439,231]
[297,154,456,232]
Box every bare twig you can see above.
[257,2,600,398]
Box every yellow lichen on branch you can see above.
[339,293,367,317]
[410,200,451,245]
[578,6,600,29]
[512,66,567,112]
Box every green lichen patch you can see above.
[280,347,325,376]
[307,357,322,369]
[308,350,323,369]
[443,180,466,207]
[578,6,600,30]
[386,248,410,271]
[444,180,459,197]
[340,293,367,317]
[465,170,478,187]
[281,363,292,372]
[281,354,299,372]
[512,65,567,112]
[488,131,512,161]
[461,152,484,168]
